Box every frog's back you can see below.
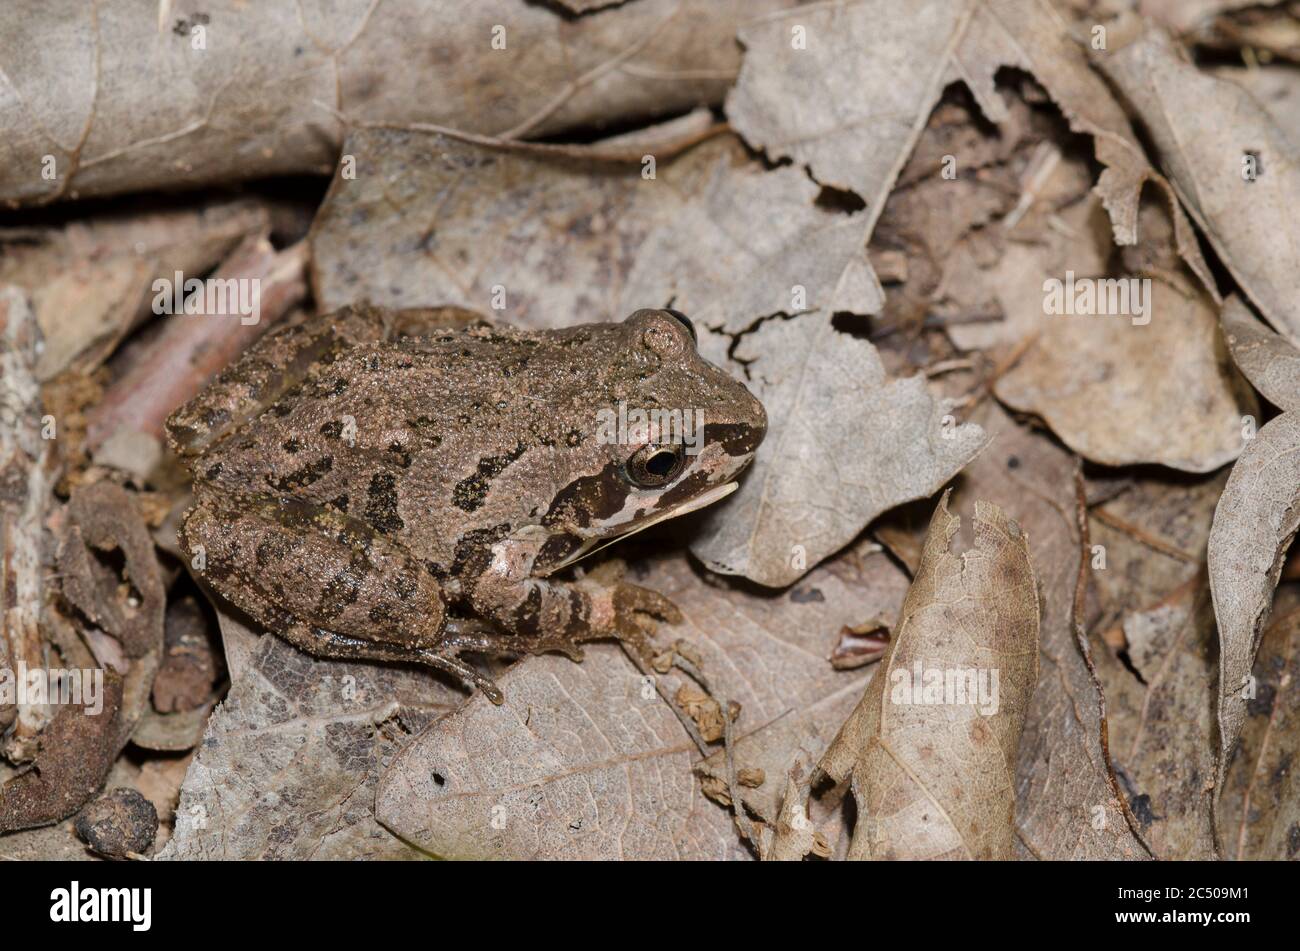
[192,336,597,565]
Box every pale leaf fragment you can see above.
[727,0,1212,286]
[691,314,987,588]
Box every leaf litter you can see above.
[5,0,1300,863]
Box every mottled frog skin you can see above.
[166,305,766,701]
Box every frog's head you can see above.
[536,308,767,573]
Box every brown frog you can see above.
[166,305,766,702]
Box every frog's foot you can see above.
[279,621,507,705]
[607,581,683,656]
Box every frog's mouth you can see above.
[546,481,738,573]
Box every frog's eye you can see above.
[624,443,687,488]
[663,309,697,344]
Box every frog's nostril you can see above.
[663,308,697,343]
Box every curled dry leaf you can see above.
[1100,29,1300,348]
[310,129,877,332]
[377,540,911,858]
[691,315,987,588]
[995,269,1258,473]
[878,402,1149,858]
[818,494,1039,860]
[57,481,166,660]
[0,0,797,205]
[1208,412,1300,786]
[1221,294,1300,413]
[160,614,466,860]
[0,672,124,833]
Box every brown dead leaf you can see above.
[1100,28,1300,348]
[310,129,877,333]
[878,402,1149,858]
[57,482,166,660]
[374,643,748,861]
[996,268,1258,472]
[818,494,1039,860]
[159,614,465,860]
[1221,294,1300,413]
[1088,469,1225,634]
[1098,577,1218,859]
[691,314,988,587]
[0,672,123,833]
[1208,411,1300,787]
[0,0,798,205]
[1220,598,1300,859]
[727,0,1212,291]
[377,539,911,858]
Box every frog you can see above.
[166,304,766,703]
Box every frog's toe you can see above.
[415,646,504,704]
[614,582,684,626]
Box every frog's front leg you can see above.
[465,537,682,658]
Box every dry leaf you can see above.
[310,129,876,332]
[1098,578,1218,859]
[818,494,1039,860]
[57,482,166,660]
[727,0,1212,289]
[1208,411,1300,786]
[1100,28,1300,348]
[0,0,796,205]
[691,315,987,587]
[878,402,1149,858]
[1220,599,1300,859]
[1088,469,1225,633]
[996,269,1257,472]
[160,614,465,860]
[1221,294,1300,413]
[377,539,911,858]
[375,643,748,861]
[0,673,124,833]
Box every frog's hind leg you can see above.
[278,621,506,705]
[180,495,507,701]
